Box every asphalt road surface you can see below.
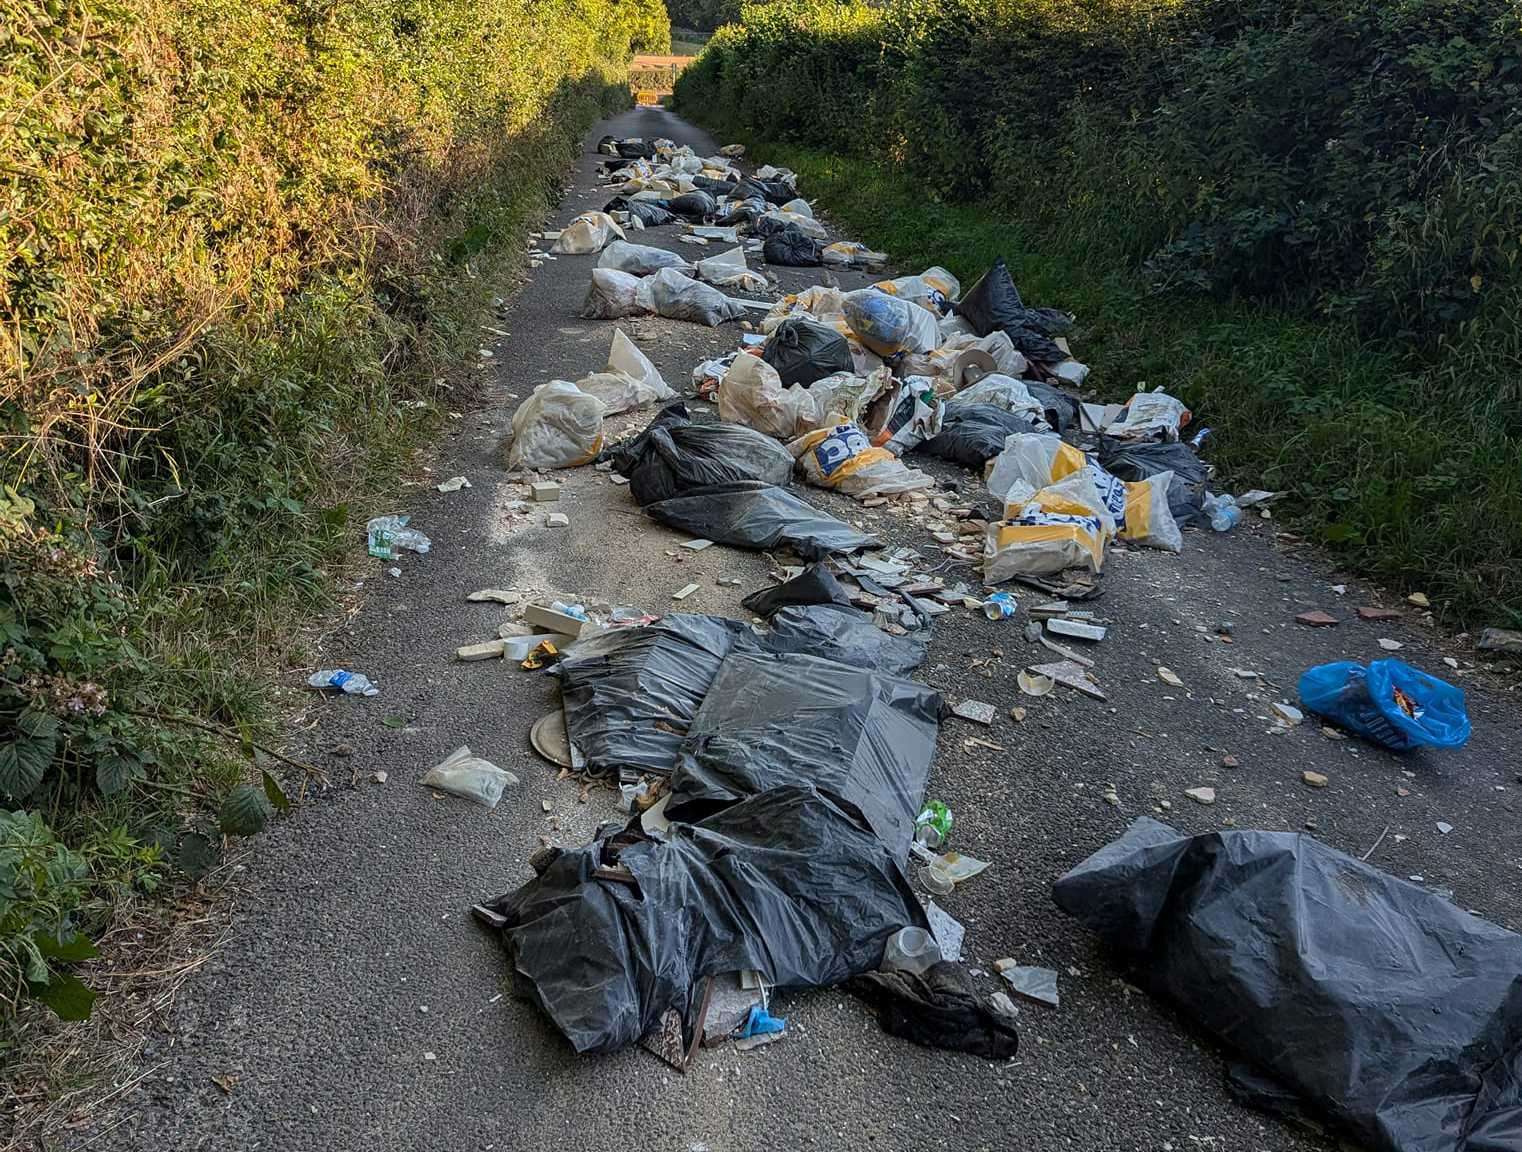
[97,106,1522,1152]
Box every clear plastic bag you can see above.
[842,289,940,358]
[717,353,818,439]
[1104,391,1191,440]
[505,381,605,470]
[947,374,1045,426]
[552,212,625,254]
[575,329,674,415]
[366,514,432,559]
[420,746,518,808]
[635,268,748,327]
[596,240,691,276]
[581,268,643,320]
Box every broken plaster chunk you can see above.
[546,512,569,528]
[672,582,701,601]
[1302,770,1329,788]
[1046,618,1106,642]
[456,640,506,661]
[1184,786,1216,806]
[531,481,562,502]
[951,699,997,725]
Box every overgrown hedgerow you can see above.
[0,0,665,1018]
[677,0,1522,628]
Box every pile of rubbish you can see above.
[451,134,1496,1130]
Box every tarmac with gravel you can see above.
[96,105,1522,1152]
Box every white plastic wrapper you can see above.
[948,374,1046,426]
[790,422,936,500]
[635,268,747,326]
[863,377,944,454]
[597,240,691,276]
[552,211,625,254]
[575,329,675,415]
[1104,391,1190,439]
[780,197,813,217]
[581,268,644,320]
[504,380,604,470]
[420,746,519,808]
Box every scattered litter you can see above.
[680,538,713,552]
[951,699,997,726]
[307,669,378,696]
[528,710,583,770]
[1377,637,1404,651]
[1295,610,1338,627]
[1028,660,1104,700]
[1357,606,1402,621]
[530,482,562,502]
[1184,786,1216,806]
[672,582,701,601]
[881,926,941,975]
[1436,821,1454,835]
[1298,659,1470,750]
[983,591,1019,621]
[521,640,559,670]
[1000,966,1059,1008]
[1157,667,1183,688]
[1018,669,1054,697]
[1477,627,1522,658]
[1302,770,1328,788]
[387,567,401,578]
[914,801,953,850]
[1407,592,1430,608]
[1271,701,1305,726]
[420,746,518,808]
[923,900,964,963]
[546,512,569,528]
[366,514,431,559]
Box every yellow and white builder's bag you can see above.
[987,433,1181,552]
[984,470,1111,580]
[790,422,935,501]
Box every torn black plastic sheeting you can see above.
[1054,817,1522,1152]
[643,481,880,561]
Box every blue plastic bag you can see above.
[1297,659,1470,751]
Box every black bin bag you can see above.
[665,190,716,221]
[607,403,794,506]
[916,403,1038,469]
[1097,437,1207,526]
[477,786,927,1054]
[553,613,755,779]
[664,650,941,861]
[763,317,853,387]
[956,258,1075,365]
[1054,817,1522,1152]
[763,225,822,267]
[764,603,926,677]
[644,481,879,560]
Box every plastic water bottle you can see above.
[1204,494,1242,533]
[307,669,379,696]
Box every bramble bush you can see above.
[678,0,1522,623]
[1,0,662,1014]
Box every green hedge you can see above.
[677,0,1522,626]
[0,0,662,1016]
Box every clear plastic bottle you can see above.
[1204,493,1242,532]
[307,669,379,696]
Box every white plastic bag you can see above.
[575,329,674,415]
[552,212,625,254]
[780,197,813,217]
[635,268,747,327]
[842,289,940,358]
[874,267,960,314]
[1104,391,1190,439]
[790,422,936,500]
[717,353,818,440]
[597,240,691,276]
[505,380,605,470]
[863,376,944,454]
[582,268,644,320]
[420,746,518,808]
[949,374,1047,426]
